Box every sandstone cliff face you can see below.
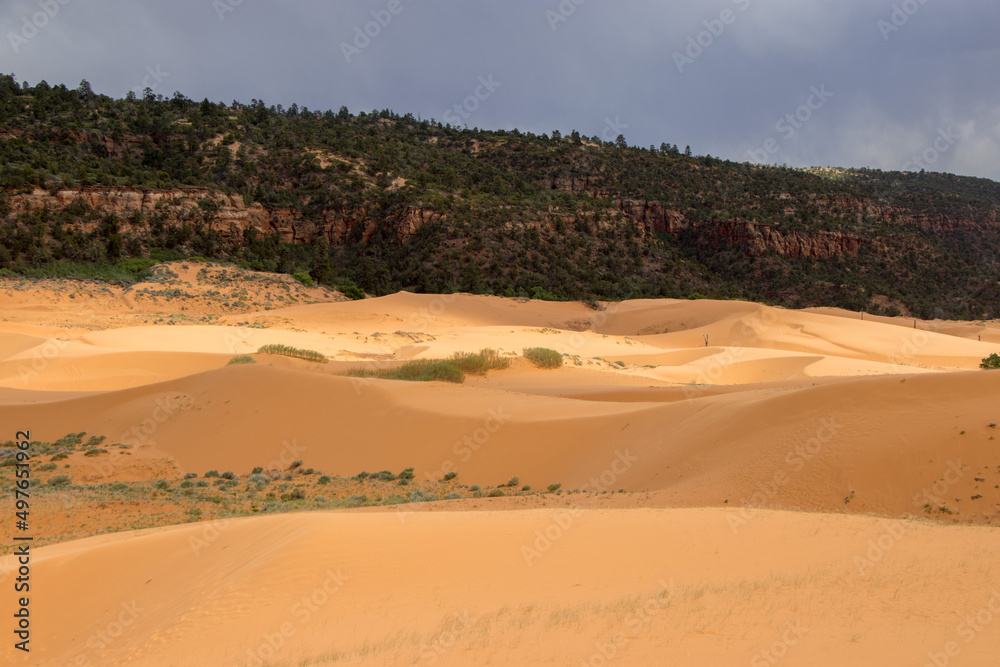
[700,221,882,259]
[7,188,444,246]
[616,199,689,235]
[6,186,982,261]
[615,198,879,259]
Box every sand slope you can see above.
[3,363,999,522]
[3,508,998,666]
[4,272,1000,666]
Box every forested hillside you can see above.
[3,75,1000,319]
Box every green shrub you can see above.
[48,475,71,487]
[83,448,108,457]
[346,359,465,383]
[38,462,57,472]
[981,353,1000,370]
[338,281,365,300]
[248,473,269,487]
[292,271,314,287]
[227,354,255,365]
[221,471,236,480]
[521,485,531,492]
[444,492,462,500]
[442,471,457,481]
[257,344,327,363]
[487,488,505,497]
[280,489,306,501]
[469,485,481,492]
[184,472,198,479]
[205,470,220,478]
[506,476,519,487]
[409,489,436,503]
[546,483,562,493]
[317,475,332,485]
[523,347,563,369]
[451,348,512,375]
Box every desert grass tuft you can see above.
[347,359,465,383]
[257,344,327,363]
[523,347,563,369]
[227,354,255,365]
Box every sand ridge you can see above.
[2,264,1000,665]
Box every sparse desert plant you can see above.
[506,476,520,487]
[221,471,236,480]
[442,471,457,481]
[546,483,562,493]
[409,489,436,503]
[469,485,481,492]
[280,489,306,501]
[399,467,415,480]
[205,470,220,478]
[179,480,193,488]
[451,348,512,375]
[523,347,563,369]
[155,480,170,490]
[317,475,332,485]
[346,359,465,383]
[184,472,198,479]
[38,462,57,472]
[227,354,255,365]
[83,448,108,457]
[48,475,71,487]
[444,492,462,500]
[248,473,270,487]
[195,480,208,488]
[981,353,1000,370]
[257,344,327,363]
[522,485,531,492]
[251,467,263,475]
[290,460,303,469]
[487,488,505,497]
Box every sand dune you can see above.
[3,508,998,666]
[3,361,999,522]
[3,270,1000,666]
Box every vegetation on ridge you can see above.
[2,74,1000,318]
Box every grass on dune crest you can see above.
[257,344,327,363]
[346,348,512,384]
[227,354,256,365]
[523,347,563,369]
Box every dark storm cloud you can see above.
[2,0,999,180]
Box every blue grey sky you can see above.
[3,0,999,181]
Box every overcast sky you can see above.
[3,0,999,181]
